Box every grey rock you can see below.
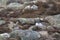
[0,8,5,12]
[18,18,35,24]
[0,0,8,6]
[0,20,6,25]
[34,18,44,23]
[29,26,38,31]
[45,14,60,25]
[22,0,36,3]
[38,0,48,3]
[0,35,4,40]
[10,30,41,40]
[53,24,60,30]
[47,26,55,31]
[31,5,38,10]
[45,16,56,25]
[29,24,47,31]
[0,33,10,38]
[24,0,37,5]
[0,33,10,40]
[7,0,23,4]
[38,31,49,37]
[45,14,60,30]
[24,5,31,10]
[53,14,60,25]
[7,3,25,9]
[52,32,60,40]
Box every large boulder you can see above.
[45,14,60,31]
[10,30,41,40]
[45,14,60,25]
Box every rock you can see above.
[38,0,48,3]
[47,26,55,32]
[0,20,6,25]
[0,0,8,6]
[24,0,37,5]
[7,0,23,5]
[13,25,20,30]
[34,18,45,23]
[7,3,25,10]
[24,5,31,10]
[53,14,60,25]
[0,8,5,12]
[0,35,4,40]
[0,23,11,33]
[29,24,46,31]
[18,18,35,24]
[0,33,10,38]
[40,18,44,21]
[21,30,41,40]
[0,33,10,40]
[10,30,41,40]
[29,26,42,31]
[34,18,40,23]
[8,21,14,30]
[45,15,60,32]
[45,14,60,26]
[8,21,20,31]
[22,0,36,3]
[38,31,49,37]
[18,18,26,24]
[8,38,18,40]
[31,5,38,10]
[21,25,30,30]
[53,24,60,30]
[45,16,56,25]
[52,32,60,40]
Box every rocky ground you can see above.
[0,0,60,40]
[0,0,60,18]
[0,16,60,40]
